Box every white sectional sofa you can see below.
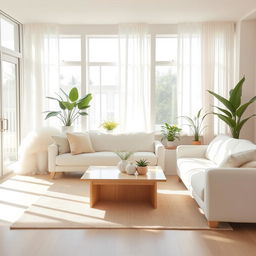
[48,131,165,175]
[177,135,256,227]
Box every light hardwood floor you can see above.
[1,173,256,256]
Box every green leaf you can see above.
[62,101,76,110]
[79,112,88,116]
[213,106,232,118]
[212,113,236,128]
[208,90,235,114]
[78,93,93,109]
[236,96,256,118]
[45,111,61,120]
[46,96,59,101]
[69,87,79,102]
[237,114,256,133]
[229,77,245,110]
[59,101,66,110]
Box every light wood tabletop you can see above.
[81,166,166,208]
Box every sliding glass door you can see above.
[0,55,19,176]
[0,13,21,177]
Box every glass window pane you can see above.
[156,37,177,62]
[88,66,100,86]
[101,66,118,86]
[88,38,118,62]
[60,37,81,61]
[1,17,19,51]
[155,66,177,125]
[60,66,81,91]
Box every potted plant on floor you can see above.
[208,77,256,138]
[179,108,208,145]
[136,159,150,175]
[115,152,133,173]
[161,123,182,149]
[101,121,119,133]
[45,87,92,133]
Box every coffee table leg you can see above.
[90,182,100,207]
[151,182,157,208]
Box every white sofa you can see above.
[48,131,165,176]
[177,135,256,227]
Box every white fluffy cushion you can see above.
[89,131,155,152]
[67,132,95,155]
[206,135,256,166]
[221,150,256,167]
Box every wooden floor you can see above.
[1,174,256,256]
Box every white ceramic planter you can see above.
[167,141,176,147]
[117,160,128,173]
[61,126,74,134]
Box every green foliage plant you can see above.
[115,152,133,160]
[161,123,182,142]
[101,121,119,131]
[136,159,150,167]
[180,109,208,141]
[208,77,256,139]
[45,87,92,126]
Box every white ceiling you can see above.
[1,0,256,24]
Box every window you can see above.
[0,17,19,52]
[87,36,119,130]
[155,36,177,128]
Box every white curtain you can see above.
[21,24,60,138]
[118,24,152,132]
[177,22,235,143]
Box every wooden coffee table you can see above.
[81,166,166,208]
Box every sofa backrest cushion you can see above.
[206,135,256,167]
[89,131,155,152]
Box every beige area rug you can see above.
[11,175,232,230]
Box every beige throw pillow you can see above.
[52,135,70,154]
[66,132,95,155]
[221,149,256,168]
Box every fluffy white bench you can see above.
[177,135,256,227]
[48,131,165,177]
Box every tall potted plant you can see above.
[180,108,208,145]
[45,87,92,133]
[161,123,182,148]
[208,77,256,139]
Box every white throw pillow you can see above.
[240,161,256,168]
[67,132,95,155]
[52,135,70,154]
[221,150,256,168]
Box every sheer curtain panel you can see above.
[118,24,152,132]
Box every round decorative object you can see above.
[125,162,137,175]
[117,160,128,173]
[137,166,148,175]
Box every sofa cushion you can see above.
[177,158,217,189]
[56,152,157,166]
[191,171,205,201]
[89,131,154,152]
[240,161,256,168]
[206,135,256,166]
[52,135,70,154]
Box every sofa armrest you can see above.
[154,140,165,170]
[48,144,58,172]
[176,145,208,159]
[204,168,256,222]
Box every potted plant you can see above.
[45,87,92,133]
[208,77,256,139]
[179,108,208,145]
[136,159,150,175]
[101,121,119,133]
[161,123,182,148]
[115,152,133,173]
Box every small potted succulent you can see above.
[101,121,119,133]
[161,123,182,148]
[136,159,150,175]
[115,152,133,173]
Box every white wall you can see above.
[236,20,256,142]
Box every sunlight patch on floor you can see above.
[158,189,189,195]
